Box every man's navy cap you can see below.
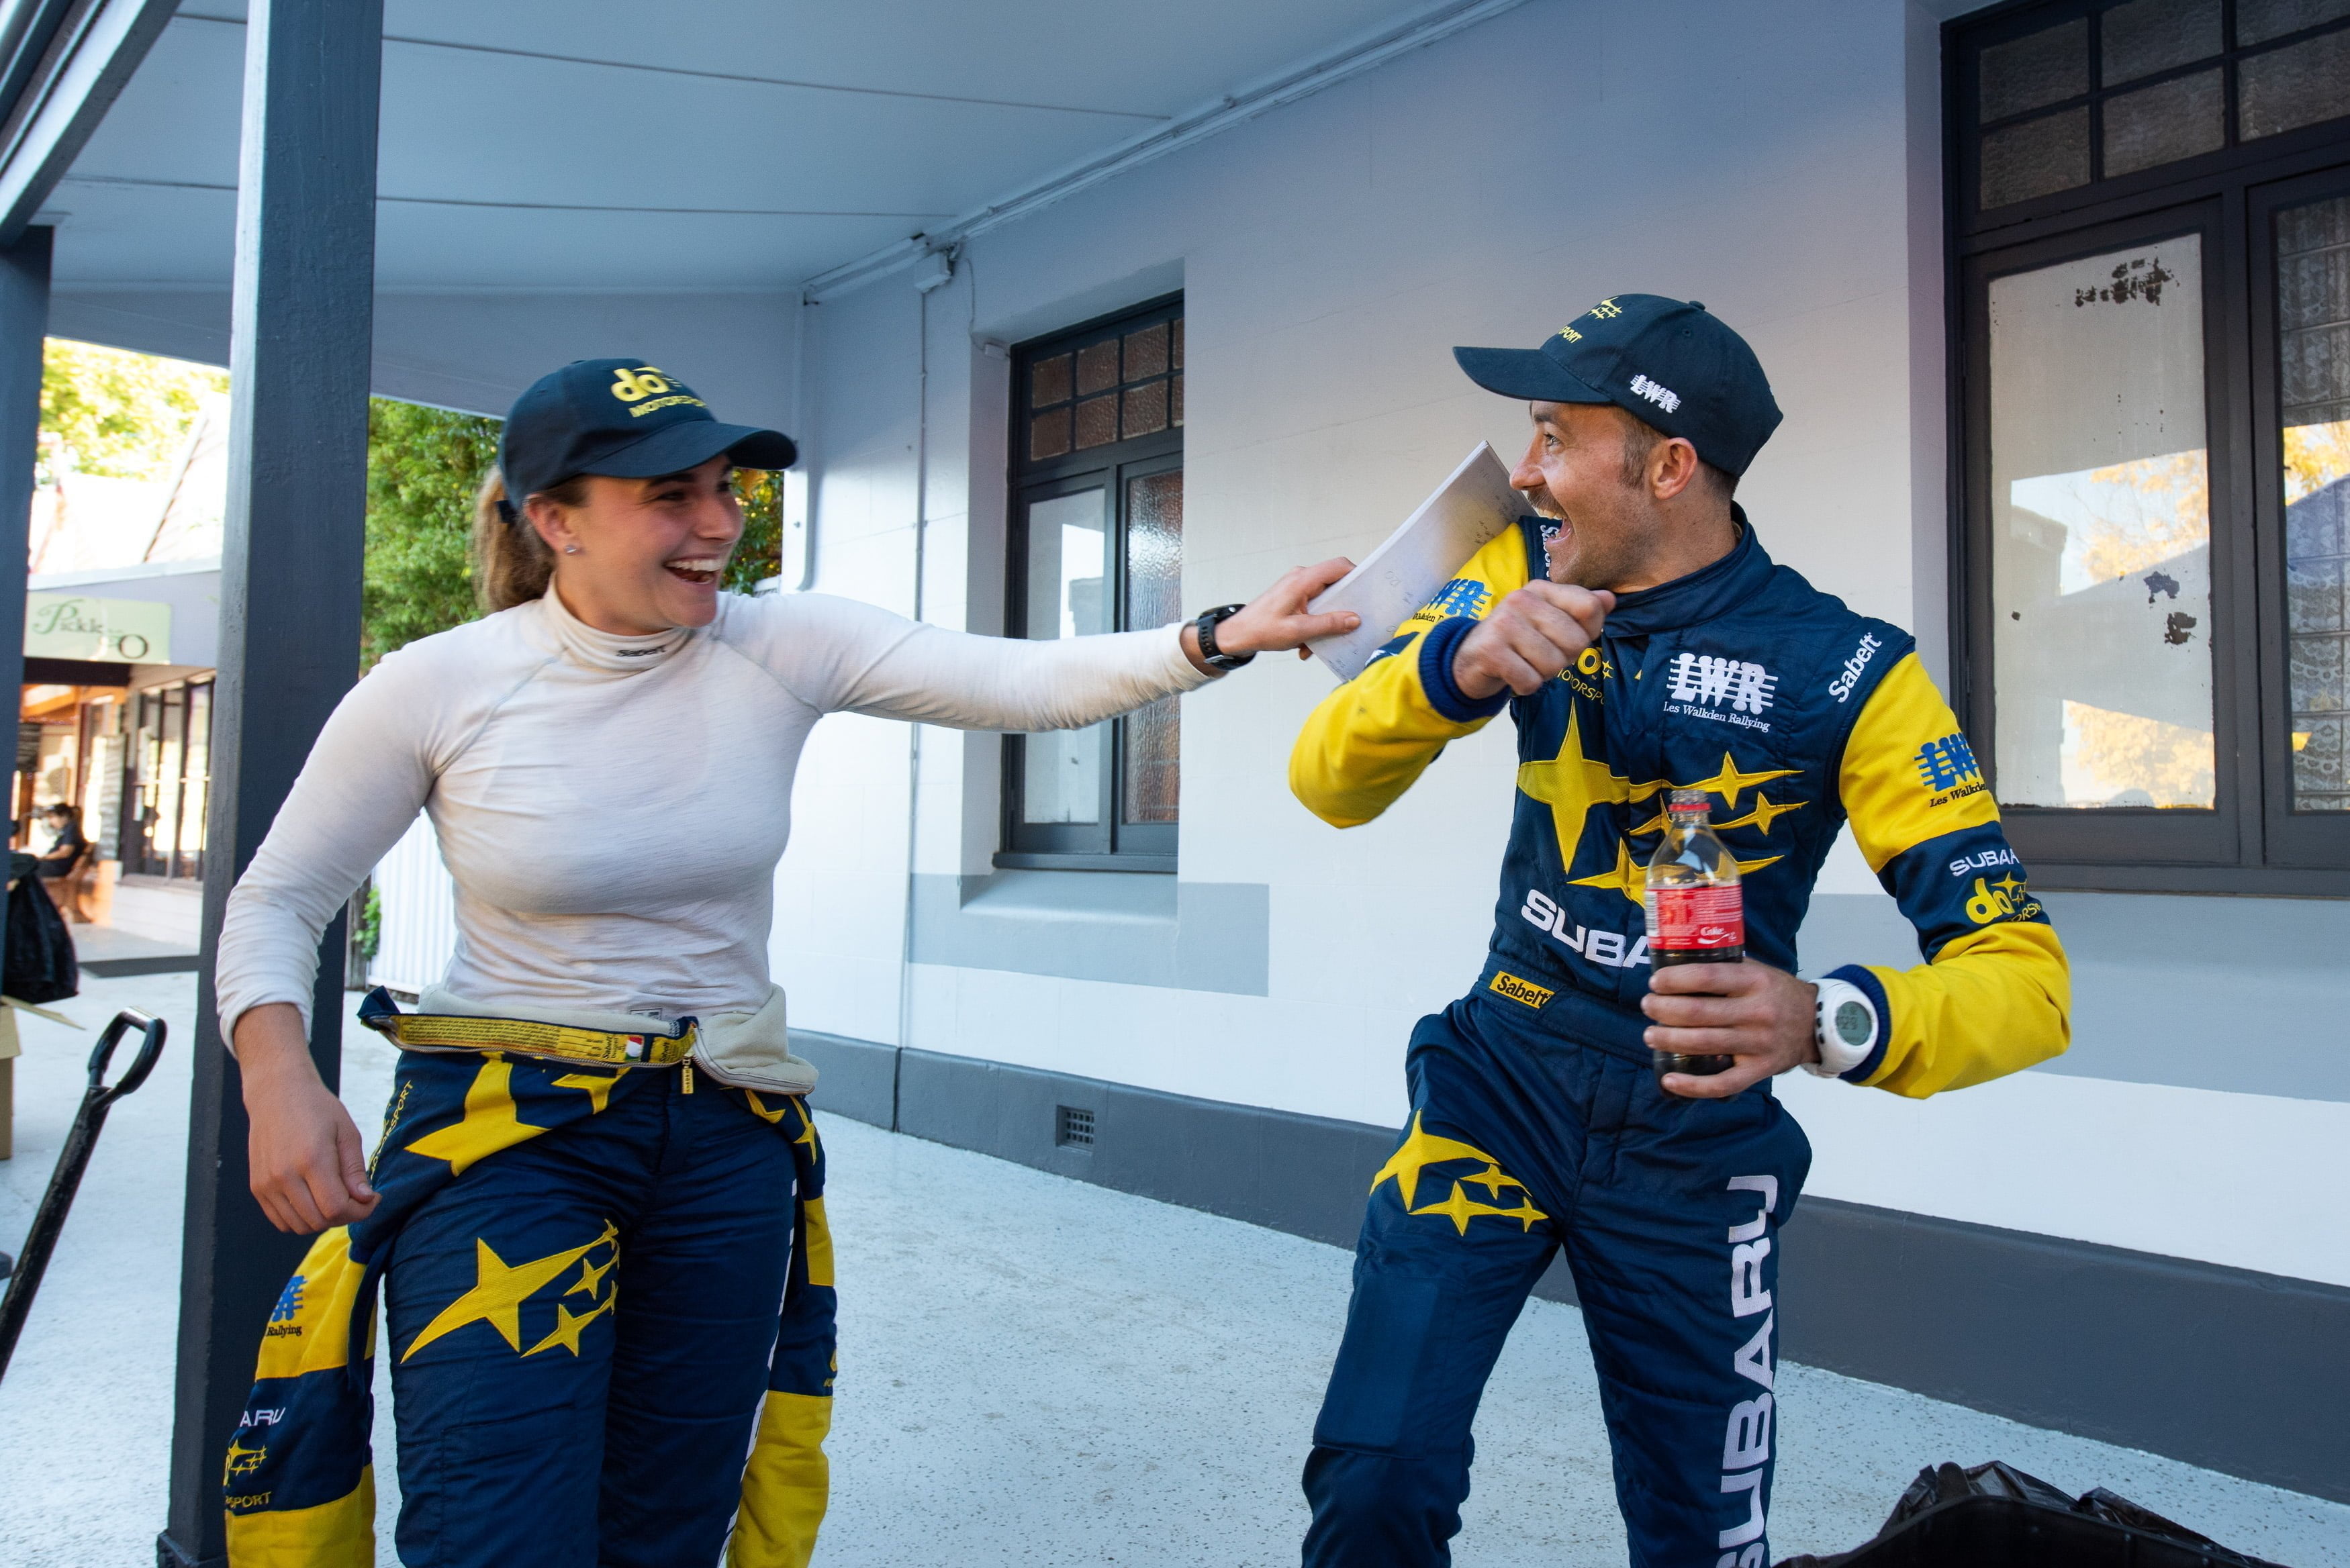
[1453,295,1782,476]
[500,358,798,504]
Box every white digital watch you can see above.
[1805,977,1879,1078]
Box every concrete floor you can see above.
[3,972,2345,1567]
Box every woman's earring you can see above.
[564,545,581,554]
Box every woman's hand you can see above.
[1181,557,1360,672]
[238,1001,379,1233]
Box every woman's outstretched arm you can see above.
[774,558,1359,730]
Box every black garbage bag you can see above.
[1776,1459,2286,1568]
[5,862,78,1003]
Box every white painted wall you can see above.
[326,0,2343,1290]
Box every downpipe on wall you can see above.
[893,243,959,1126]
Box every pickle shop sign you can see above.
[24,593,171,663]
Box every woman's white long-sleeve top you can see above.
[214,587,1213,1044]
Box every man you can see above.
[1289,295,2070,1567]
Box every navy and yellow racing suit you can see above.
[1288,513,2069,1568]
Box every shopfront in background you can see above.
[15,577,217,920]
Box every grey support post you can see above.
[0,225,47,881]
[159,4,383,1565]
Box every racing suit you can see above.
[1288,513,2071,1567]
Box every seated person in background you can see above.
[36,803,87,881]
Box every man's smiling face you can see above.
[1510,401,1663,593]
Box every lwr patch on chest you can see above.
[1658,647,1779,735]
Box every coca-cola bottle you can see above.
[1644,787,1744,1085]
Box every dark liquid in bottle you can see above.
[1649,942,1742,1083]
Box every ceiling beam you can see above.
[800,0,1536,305]
[169,11,1167,124]
[0,0,179,245]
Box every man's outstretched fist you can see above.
[1452,583,1615,699]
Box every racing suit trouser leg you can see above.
[383,1068,794,1568]
[1302,1007,1564,1568]
[1559,1052,1810,1568]
[597,1076,798,1565]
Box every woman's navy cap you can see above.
[499,358,798,504]
[1452,295,1782,476]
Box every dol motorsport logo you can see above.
[608,364,706,419]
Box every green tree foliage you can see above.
[727,467,784,594]
[360,397,790,669]
[40,338,226,483]
[363,398,498,671]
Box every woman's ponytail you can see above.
[471,469,555,611]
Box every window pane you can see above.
[1121,379,1168,439]
[2102,68,2225,175]
[152,687,185,872]
[1022,489,1111,825]
[1074,393,1117,449]
[2279,195,2350,811]
[1981,108,2091,208]
[1123,322,1168,381]
[1029,407,1070,461]
[2239,27,2350,138]
[1075,340,1119,395]
[1989,236,2215,808]
[1123,471,1183,825]
[2238,0,2350,46]
[181,681,211,877]
[1172,373,1184,426]
[1031,353,1071,409]
[2102,0,2221,84]
[1981,18,2088,120]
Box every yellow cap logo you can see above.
[610,366,675,402]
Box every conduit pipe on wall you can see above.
[893,244,957,1117]
[788,287,817,591]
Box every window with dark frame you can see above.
[120,676,213,881]
[1948,0,2350,893]
[1002,295,1184,871]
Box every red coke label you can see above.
[1650,884,1744,952]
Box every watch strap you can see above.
[1195,603,1254,670]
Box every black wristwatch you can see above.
[1194,603,1254,671]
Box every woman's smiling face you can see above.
[525,454,745,634]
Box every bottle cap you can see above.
[1668,787,1710,815]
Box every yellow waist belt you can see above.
[355,986,696,1067]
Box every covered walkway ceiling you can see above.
[48,0,1480,298]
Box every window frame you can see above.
[1946,0,2350,894]
[1000,293,1184,873]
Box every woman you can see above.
[214,358,1356,1568]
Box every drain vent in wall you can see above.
[1056,1105,1096,1148]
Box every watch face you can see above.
[1832,999,1873,1048]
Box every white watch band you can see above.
[1807,977,1878,1078]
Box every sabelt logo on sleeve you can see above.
[1826,633,1881,703]
[1488,971,1555,1008]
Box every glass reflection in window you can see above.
[1989,236,2214,807]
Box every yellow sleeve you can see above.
[1829,652,2071,1097]
[1288,526,1533,827]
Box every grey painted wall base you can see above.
[1797,891,2350,1102]
[908,871,1270,995]
[790,1029,2350,1505]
